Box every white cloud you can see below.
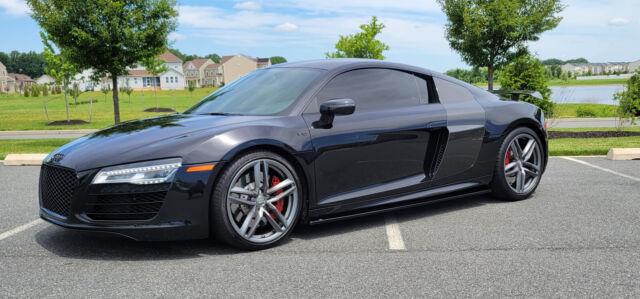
[268,0,440,14]
[168,32,187,41]
[275,22,298,31]
[608,17,630,26]
[0,0,29,16]
[233,1,261,11]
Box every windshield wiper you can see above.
[199,112,243,116]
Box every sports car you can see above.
[39,59,547,250]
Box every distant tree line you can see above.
[0,50,48,78]
[444,67,499,84]
[168,48,221,63]
[541,58,589,66]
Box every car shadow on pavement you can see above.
[34,194,506,260]
[291,194,506,241]
[34,226,241,261]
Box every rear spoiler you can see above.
[490,90,543,101]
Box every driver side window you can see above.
[312,68,428,112]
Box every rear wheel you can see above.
[490,127,544,201]
[211,151,301,250]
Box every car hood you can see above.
[49,114,274,171]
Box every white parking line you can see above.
[384,214,406,250]
[562,157,640,182]
[0,219,44,241]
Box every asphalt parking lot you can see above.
[1,157,639,298]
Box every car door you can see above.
[431,77,486,179]
[302,68,447,208]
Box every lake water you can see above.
[549,85,625,105]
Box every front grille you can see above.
[85,191,168,221]
[40,164,77,217]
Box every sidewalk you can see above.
[0,129,97,140]
[548,118,638,128]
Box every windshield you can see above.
[184,67,323,115]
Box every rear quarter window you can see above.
[434,77,475,104]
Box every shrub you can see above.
[42,85,49,96]
[576,106,597,117]
[614,70,640,124]
[31,84,41,97]
[23,88,29,97]
[499,54,554,116]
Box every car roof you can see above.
[274,59,497,101]
[274,59,432,74]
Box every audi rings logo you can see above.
[50,153,65,163]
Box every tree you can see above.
[542,58,564,66]
[205,54,221,63]
[437,0,564,91]
[41,32,79,123]
[614,71,640,126]
[0,50,48,78]
[499,54,554,116]
[27,0,178,124]
[71,82,81,104]
[141,56,169,110]
[326,16,389,60]
[121,79,134,103]
[187,80,196,97]
[565,58,588,64]
[270,56,287,65]
[101,84,111,102]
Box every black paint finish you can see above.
[39,59,547,241]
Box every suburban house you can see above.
[36,74,56,85]
[183,58,217,87]
[219,54,258,86]
[8,73,34,92]
[256,57,271,69]
[0,61,9,93]
[629,59,640,73]
[90,51,186,91]
[561,60,637,75]
[204,63,223,86]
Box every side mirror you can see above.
[313,98,355,129]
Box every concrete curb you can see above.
[0,129,97,136]
[606,148,640,160]
[3,154,48,166]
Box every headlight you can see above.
[91,158,182,185]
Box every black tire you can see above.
[210,150,302,250]
[490,127,544,201]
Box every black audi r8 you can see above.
[39,59,547,249]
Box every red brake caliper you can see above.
[270,176,285,219]
[505,149,512,165]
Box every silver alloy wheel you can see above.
[226,158,298,243]
[503,133,542,194]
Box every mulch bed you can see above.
[549,131,640,139]
[47,120,89,126]
[144,107,176,112]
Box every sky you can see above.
[0,0,639,72]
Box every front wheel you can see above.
[210,151,302,250]
[490,127,544,201]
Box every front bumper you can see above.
[39,162,223,241]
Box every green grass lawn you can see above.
[0,87,217,131]
[2,135,639,160]
[548,136,640,156]
[474,77,628,88]
[549,126,640,132]
[547,78,628,86]
[0,138,74,160]
[552,103,618,118]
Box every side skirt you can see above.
[308,184,490,225]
